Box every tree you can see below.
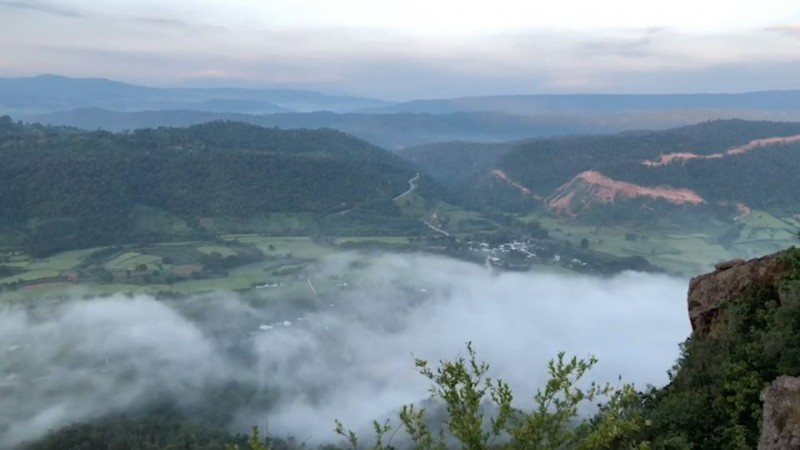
[335,343,648,450]
[225,426,271,450]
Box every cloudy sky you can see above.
[1,0,799,98]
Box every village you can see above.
[467,239,588,272]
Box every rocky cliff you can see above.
[686,250,800,449]
[687,252,788,334]
[760,376,800,450]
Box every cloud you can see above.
[0,0,83,17]
[765,23,800,38]
[0,253,691,447]
[581,36,655,58]
[130,15,190,27]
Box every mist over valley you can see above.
[4,1,800,447]
[0,254,689,447]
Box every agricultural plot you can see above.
[532,208,800,276]
[0,234,381,301]
[0,270,61,285]
[105,253,164,271]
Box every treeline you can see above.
[0,119,421,255]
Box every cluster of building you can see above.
[467,239,587,271]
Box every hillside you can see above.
[404,120,800,215]
[0,117,424,255]
[499,119,800,214]
[397,120,800,273]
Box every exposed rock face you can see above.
[687,252,787,333]
[759,376,800,450]
[714,258,747,271]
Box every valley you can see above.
[2,108,800,450]
[3,117,800,304]
[5,1,800,446]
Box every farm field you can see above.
[0,235,426,302]
[530,210,800,276]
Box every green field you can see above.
[105,252,164,271]
[3,202,797,302]
[0,235,406,302]
[530,210,800,276]
[0,270,61,285]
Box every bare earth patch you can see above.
[548,170,705,216]
[642,134,800,167]
[491,169,541,198]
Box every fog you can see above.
[0,253,691,447]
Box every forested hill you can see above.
[402,119,800,217]
[499,120,800,211]
[0,117,421,254]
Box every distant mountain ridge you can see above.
[25,106,800,149]
[364,91,800,115]
[9,74,800,148]
[0,74,390,115]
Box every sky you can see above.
[1,0,800,99]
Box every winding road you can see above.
[423,220,450,237]
[393,173,420,201]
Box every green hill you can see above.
[0,117,425,255]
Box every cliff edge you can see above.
[688,253,788,334]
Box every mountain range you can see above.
[0,75,390,115]
[8,75,800,148]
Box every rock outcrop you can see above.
[759,376,800,450]
[688,252,788,334]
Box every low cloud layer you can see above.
[0,253,690,447]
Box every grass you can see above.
[735,211,799,247]
[336,236,410,244]
[0,270,60,284]
[197,246,237,257]
[6,248,98,271]
[531,213,758,276]
[0,234,360,300]
[203,213,319,235]
[105,253,163,271]
[225,235,337,259]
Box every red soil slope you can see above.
[642,135,800,167]
[548,170,705,216]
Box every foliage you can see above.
[638,247,800,449]
[225,426,272,450]
[336,343,648,450]
[21,416,246,450]
[410,119,800,217]
[0,121,419,255]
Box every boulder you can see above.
[759,376,800,450]
[688,252,787,333]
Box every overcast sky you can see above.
[1,0,800,99]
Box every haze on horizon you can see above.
[1,0,800,99]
